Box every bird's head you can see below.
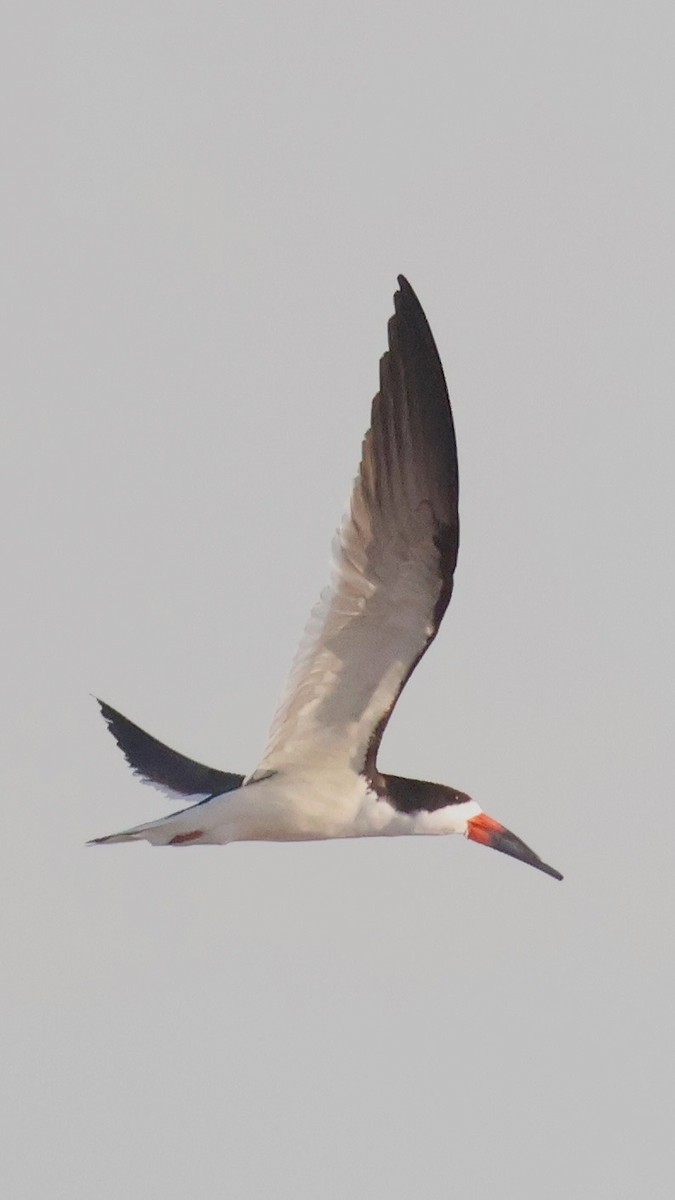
[466,812,563,881]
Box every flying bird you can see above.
[91,276,562,881]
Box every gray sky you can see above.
[2,2,674,1196]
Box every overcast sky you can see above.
[2,2,674,1197]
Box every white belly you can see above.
[163,769,481,845]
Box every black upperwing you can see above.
[363,275,460,778]
[97,699,244,801]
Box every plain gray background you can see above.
[2,2,674,1197]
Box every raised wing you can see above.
[98,699,244,800]
[256,276,459,778]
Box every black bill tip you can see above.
[467,814,563,881]
[492,828,564,881]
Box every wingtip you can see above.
[394,275,426,321]
[96,697,135,736]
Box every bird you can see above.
[91,276,562,882]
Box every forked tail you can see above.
[89,806,211,847]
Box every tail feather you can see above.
[88,828,149,846]
[88,805,210,847]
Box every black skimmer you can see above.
[91,277,562,881]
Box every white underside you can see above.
[98,769,482,846]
